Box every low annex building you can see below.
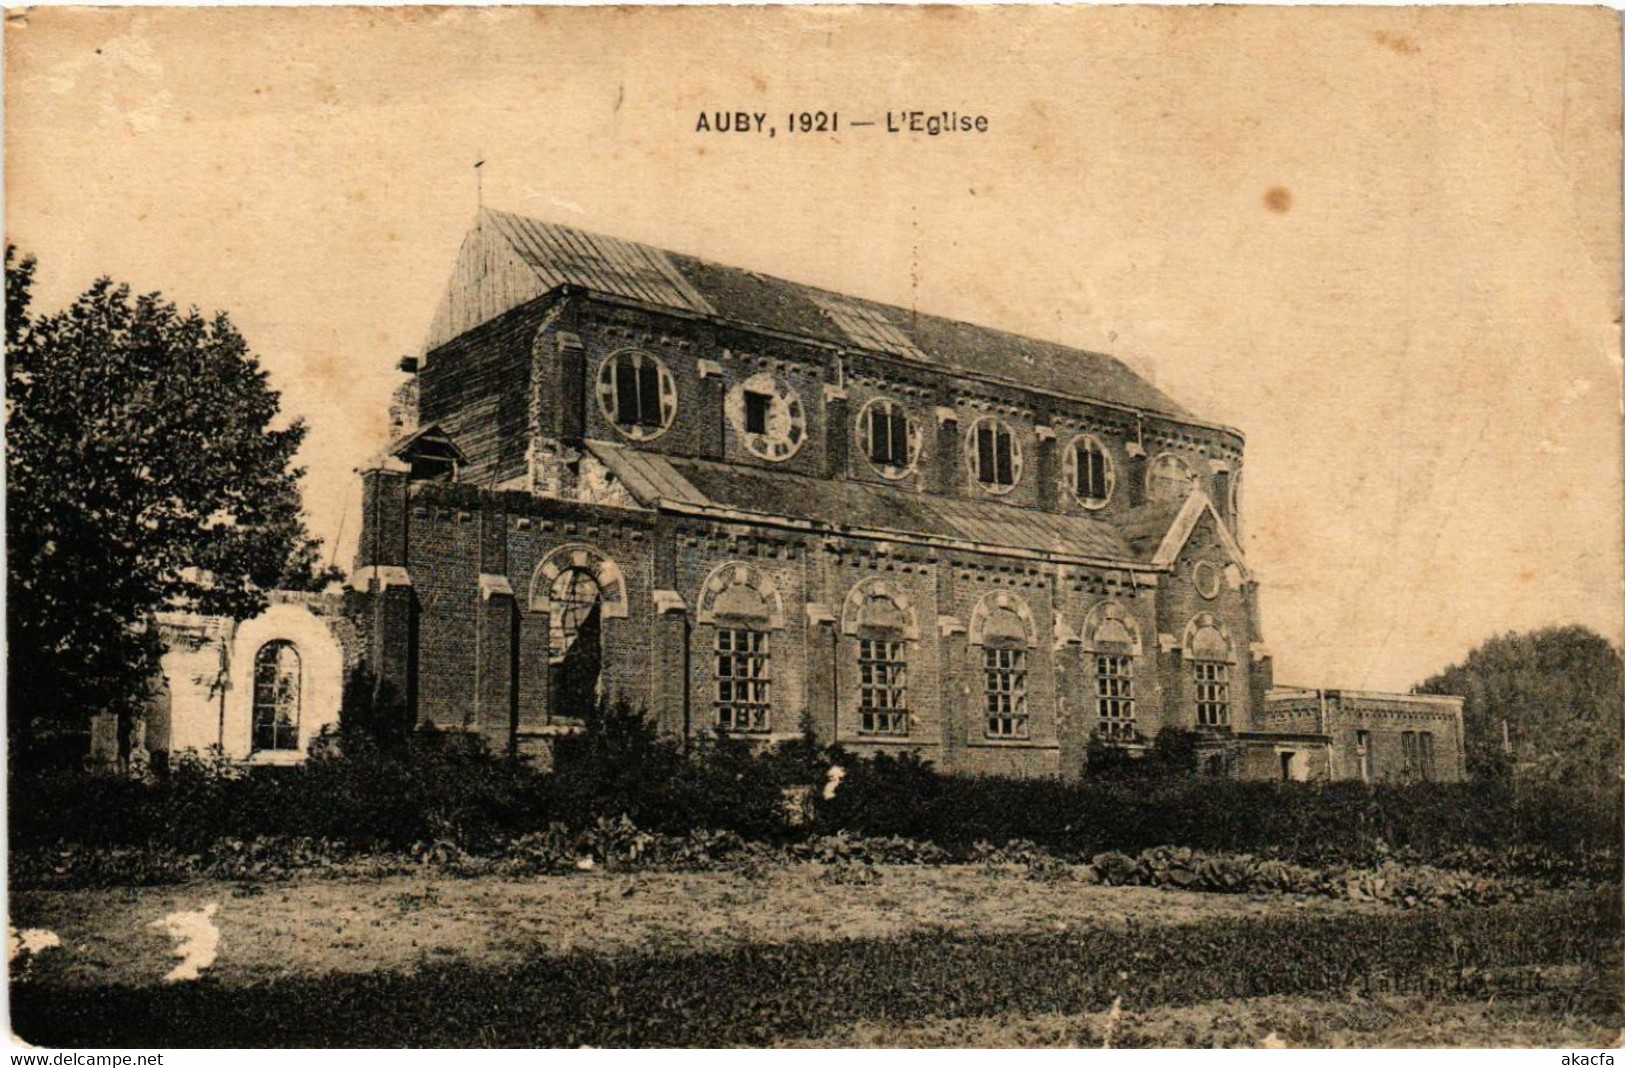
[145,210,1466,783]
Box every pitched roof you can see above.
[427,209,1195,420]
[388,423,469,464]
[586,441,1142,565]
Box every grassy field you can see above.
[11,865,1621,1048]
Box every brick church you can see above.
[147,209,1465,783]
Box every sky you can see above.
[6,4,1621,691]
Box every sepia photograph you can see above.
[5,3,1622,1050]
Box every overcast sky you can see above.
[8,5,1621,691]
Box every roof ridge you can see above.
[456,207,1205,423]
[485,206,1144,368]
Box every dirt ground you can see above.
[794,987,1625,1049]
[11,863,1386,990]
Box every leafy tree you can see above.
[1417,625,1623,787]
[6,246,331,758]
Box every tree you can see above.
[1416,625,1624,788]
[6,246,331,758]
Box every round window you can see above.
[1147,452,1197,503]
[728,372,807,462]
[966,416,1023,494]
[1193,560,1222,600]
[596,350,677,442]
[1064,434,1115,509]
[858,397,922,479]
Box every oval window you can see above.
[728,372,806,461]
[858,398,921,478]
[1147,452,1197,503]
[1065,434,1115,508]
[1193,560,1222,600]
[596,350,677,441]
[967,417,1023,493]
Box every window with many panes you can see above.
[252,641,301,751]
[858,638,909,736]
[984,646,1029,738]
[970,418,1021,491]
[715,628,771,733]
[1193,660,1230,727]
[1095,654,1136,739]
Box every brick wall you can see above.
[420,297,557,488]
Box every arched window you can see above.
[967,417,1022,493]
[251,641,301,752]
[838,579,918,737]
[853,593,910,736]
[1084,602,1140,740]
[1185,617,1233,728]
[698,563,782,734]
[1147,452,1197,503]
[530,545,629,721]
[550,567,604,717]
[859,398,920,478]
[596,349,676,441]
[981,606,1030,739]
[1065,435,1115,508]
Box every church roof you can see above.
[587,441,1145,566]
[426,208,1197,421]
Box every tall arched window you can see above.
[1186,617,1234,728]
[854,593,911,736]
[550,567,604,718]
[698,564,782,735]
[970,592,1036,740]
[842,579,919,738]
[1084,602,1142,740]
[251,641,302,752]
[980,605,1031,739]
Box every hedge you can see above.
[11,709,1620,883]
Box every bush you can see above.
[545,697,799,840]
[10,729,553,857]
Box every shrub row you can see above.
[6,814,1576,913]
[14,888,1619,1048]
[1084,844,1536,908]
[816,750,1623,878]
[12,706,1621,882]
